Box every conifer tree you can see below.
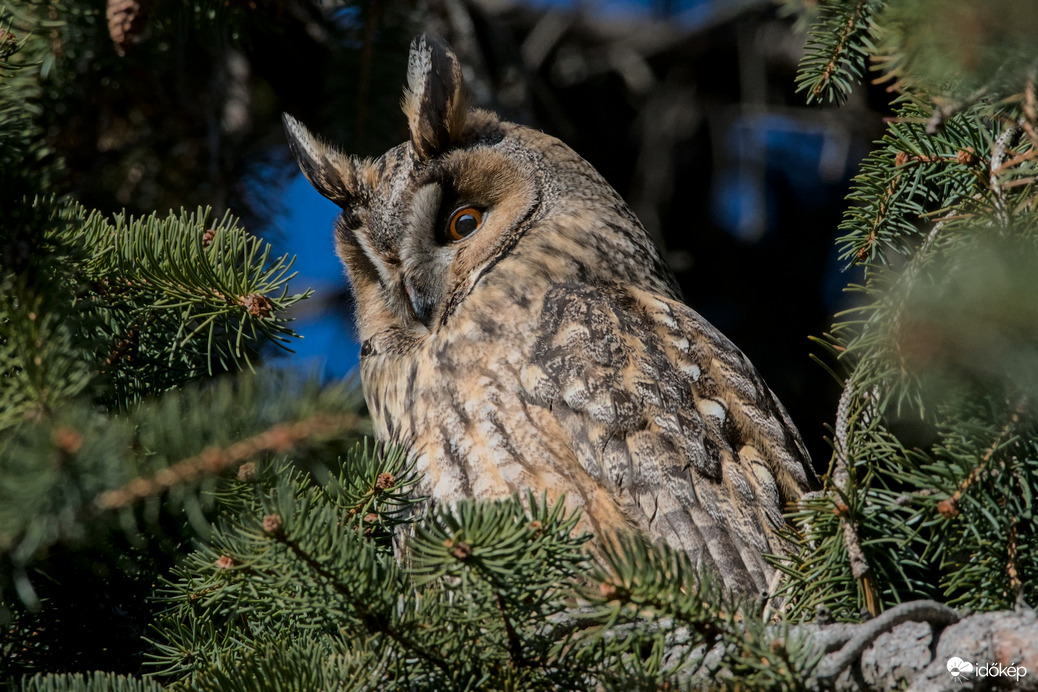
[780,0,1038,620]
[4,0,1038,690]
[1,0,369,678]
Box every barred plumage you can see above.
[284,34,818,595]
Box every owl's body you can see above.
[285,36,818,595]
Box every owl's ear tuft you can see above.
[282,113,362,208]
[402,34,470,160]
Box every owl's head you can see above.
[284,35,675,343]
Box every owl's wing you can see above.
[520,283,818,595]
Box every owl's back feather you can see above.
[521,283,814,594]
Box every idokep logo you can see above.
[947,656,1028,683]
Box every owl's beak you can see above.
[403,276,435,328]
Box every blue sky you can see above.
[264,173,359,380]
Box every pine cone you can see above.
[243,293,273,319]
[0,30,18,61]
[106,0,151,56]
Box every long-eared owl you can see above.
[283,35,818,596]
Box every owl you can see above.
[284,35,818,596]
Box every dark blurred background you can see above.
[61,0,890,480]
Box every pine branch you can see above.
[19,672,164,692]
[144,469,1035,691]
[790,25,1038,616]
[22,603,1038,690]
[795,0,882,104]
[0,373,368,609]
[266,517,454,678]
[935,397,1026,521]
[93,411,365,511]
[81,205,311,407]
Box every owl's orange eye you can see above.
[446,206,484,241]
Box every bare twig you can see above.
[94,412,364,510]
[990,124,1023,229]
[831,381,875,615]
[813,600,960,683]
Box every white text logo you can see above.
[947,657,1027,683]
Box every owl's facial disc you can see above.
[385,144,539,333]
[284,36,542,340]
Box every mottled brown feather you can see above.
[283,34,819,597]
[521,283,814,593]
